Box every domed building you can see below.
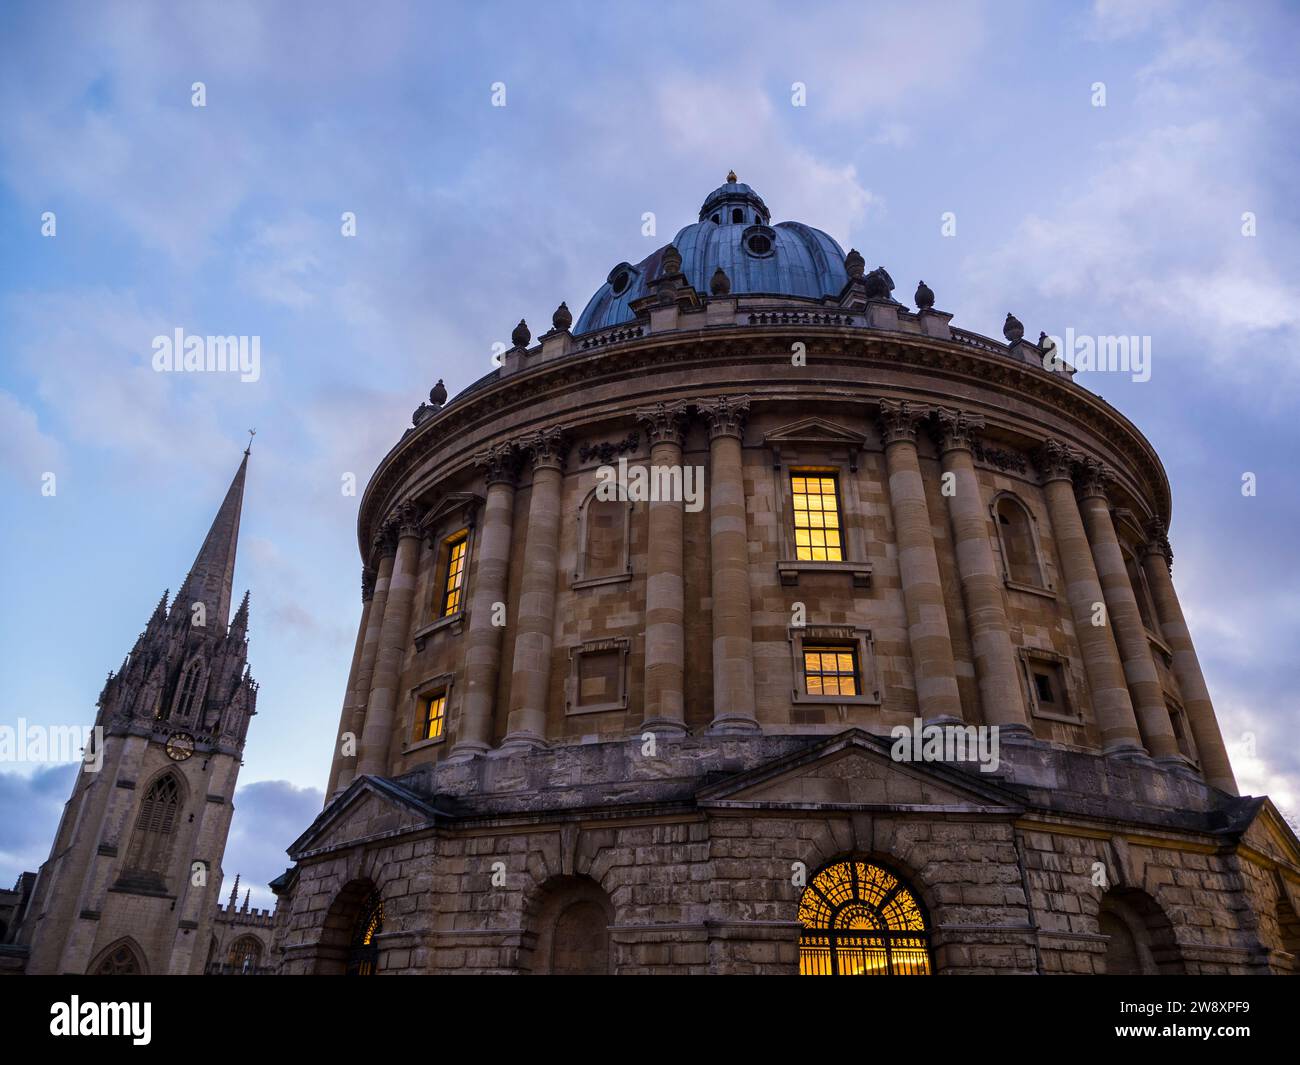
[272,175,1300,976]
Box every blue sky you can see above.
[2,0,1298,909]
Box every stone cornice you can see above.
[356,326,1173,554]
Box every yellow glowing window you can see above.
[803,645,858,697]
[797,861,931,976]
[791,473,843,562]
[441,533,468,617]
[416,693,446,741]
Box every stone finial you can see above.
[429,379,447,407]
[1003,313,1025,344]
[511,319,531,349]
[710,266,731,296]
[726,169,738,183]
[845,248,865,278]
[660,244,682,278]
[915,280,935,311]
[552,301,572,332]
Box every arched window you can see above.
[732,207,744,223]
[575,489,631,584]
[90,938,146,975]
[227,936,263,974]
[169,659,205,721]
[346,891,384,976]
[123,773,183,887]
[798,860,931,975]
[994,495,1046,588]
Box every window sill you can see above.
[1004,578,1056,600]
[402,735,446,754]
[792,690,881,706]
[571,571,632,590]
[778,559,872,587]
[413,611,464,650]
[1146,629,1173,661]
[1029,707,1083,724]
[565,699,627,716]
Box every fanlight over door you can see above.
[798,861,932,976]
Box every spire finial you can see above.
[244,428,256,456]
[726,169,737,183]
[229,873,240,909]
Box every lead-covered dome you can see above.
[575,174,850,334]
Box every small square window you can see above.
[1022,653,1076,721]
[415,693,446,742]
[802,644,858,697]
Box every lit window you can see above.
[803,645,857,697]
[798,861,932,976]
[416,693,446,742]
[441,534,467,617]
[791,473,843,562]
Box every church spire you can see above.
[176,451,248,633]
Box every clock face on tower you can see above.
[165,731,195,762]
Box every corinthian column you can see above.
[1076,462,1181,764]
[879,400,963,723]
[1036,441,1144,756]
[356,502,422,777]
[502,427,567,749]
[451,444,519,759]
[636,402,690,733]
[931,409,1028,732]
[699,396,757,732]
[326,565,377,799]
[1140,523,1238,794]
[335,534,396,794]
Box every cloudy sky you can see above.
[1,0,1297,909]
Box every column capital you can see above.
[361,565,377,603]
[877,399,932,446]
[697,395,750,440]
[635,401,690,447]
[476,441,522,488]
[1075,457,1116,501]
[1141,518,1174,571]
[929,406,986,453]
[1034,438,1082,483]
[523,426,569,471]
[392,499,424,539]
[371,521,399,560]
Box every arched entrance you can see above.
[88,937,147,975]
[1098,888,1184,974]
[797,860,932,975]
[315,879,384,975]
[527,876,614,975]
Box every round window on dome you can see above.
[610,271,630,295]
[742,225,776,258]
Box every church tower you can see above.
[19,451,258,974]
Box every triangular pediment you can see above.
[763,417,867,448]
[288,775,442,859]
[1239,797,1300,869]
[697,730,1025,812]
